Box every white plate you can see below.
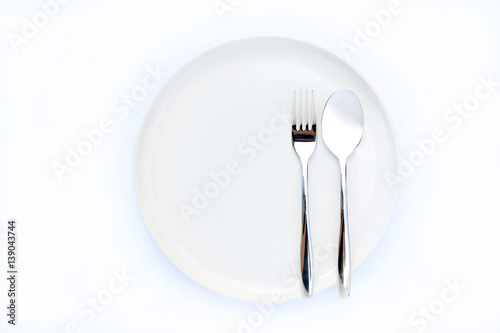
[134,36,400,301]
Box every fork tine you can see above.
[292,90,297,127]
[299,90,303,130]
[310,90,316,129]
[302,90,309,131]
[297,90,302,129]
[306,90,311,130]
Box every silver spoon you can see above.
[321,90,364,298]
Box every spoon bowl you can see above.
[322,90,364,163]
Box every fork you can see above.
[291,90,317,297]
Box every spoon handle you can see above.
[338,160,351,298]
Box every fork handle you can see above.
[300,159,313,297]
[338,160,351,298]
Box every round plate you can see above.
[134,36,400,301]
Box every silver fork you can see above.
[291,90,317,297]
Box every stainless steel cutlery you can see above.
[292,90,364,298]
[291,90,317,297]
[322,90,364,298]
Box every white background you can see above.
[1,0,499,332]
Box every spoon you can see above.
[321,90,364,298]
